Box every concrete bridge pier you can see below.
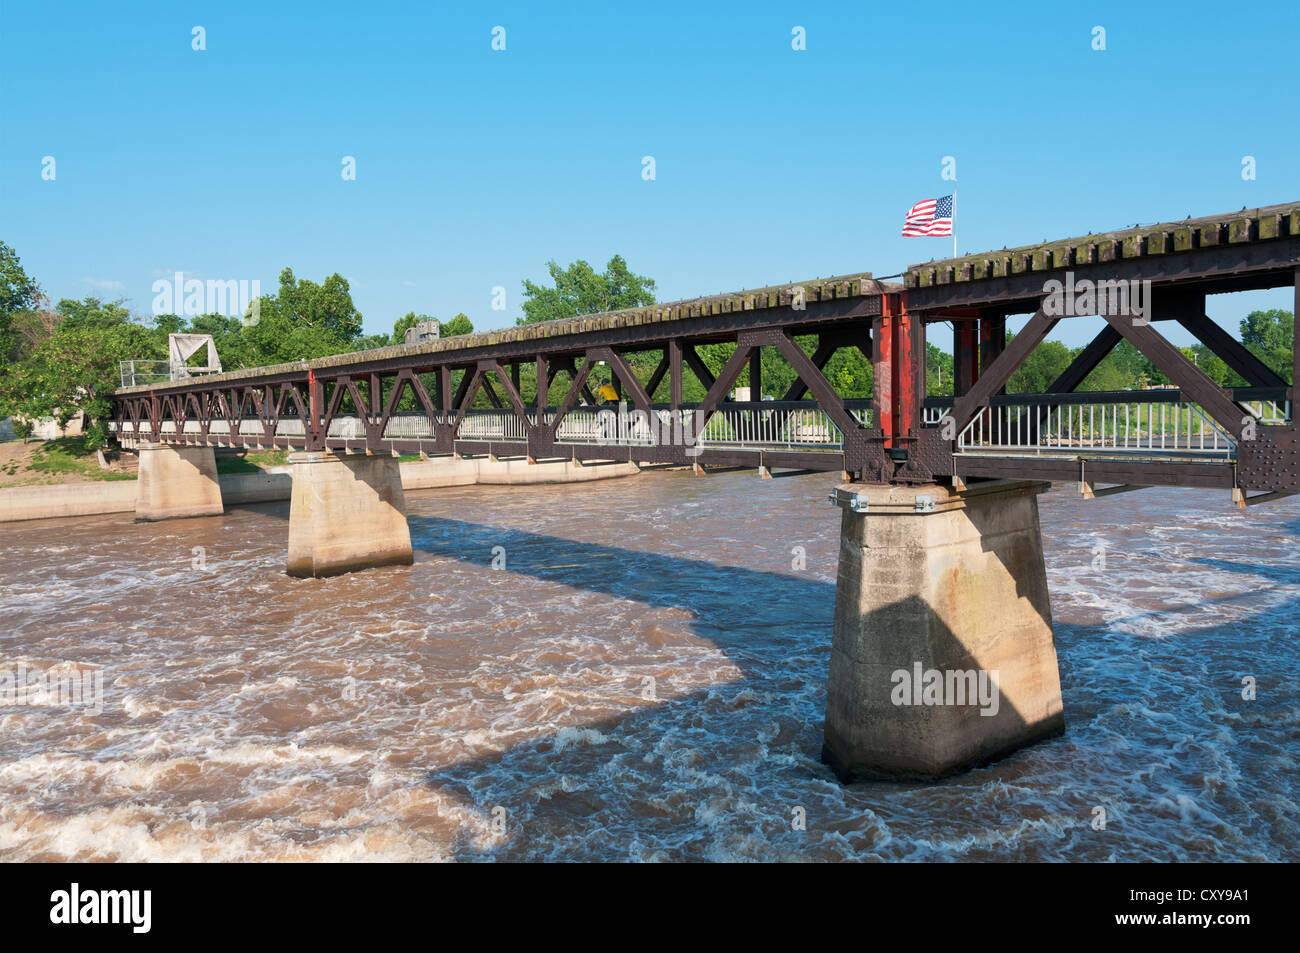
[286,451,413,578]
[134,443,224,521]
[822,480,1065,781]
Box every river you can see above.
[0,470,1296,861]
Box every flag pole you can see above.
[951,189,957,259]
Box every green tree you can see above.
[1085,340,1153,390]
[6,304,60,364]
[926,342,952,396]
[1189,344,1234,387]
[57,296,131,329]
[826,348,874,399]
[0,241,43,365]
[242,268,364,364]
[1240,309,1293,383]
[0,297,159,448]
[443,313,473,336]
[1007,338,1073,393]
[518,255,656,325]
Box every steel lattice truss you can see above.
[112,203,1300,499]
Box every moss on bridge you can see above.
[116,272,887,396]
[905,201,1300,290]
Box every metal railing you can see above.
[119,361,172,388]
[457,410,531,442]
[548,401,873,451]
[110,402,873,453]
[114,391,1288,462]
[955,399,1237,457]
[119,360,228,388]
[1239,398,1291,425]
[920,387,1292,461]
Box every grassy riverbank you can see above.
[214,449,291,474]
[0,437,137,488]
[3,440,453,488]
[0,440,310,487]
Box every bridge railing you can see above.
[917,387,1291,460]
[111,400,880,453]
[547,401,872,451]
[955,399,1235,457]
[110,388,1290,464]
[457,411,530,442]
[1239,397,1291,425]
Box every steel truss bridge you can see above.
[111,202,1300,502]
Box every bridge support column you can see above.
[287,451,412,578]
[823,480,1064,781]
[134,443,224,521]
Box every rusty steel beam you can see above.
[547,356,595,437]
[1100,313,1246,438]
[953,319,979,395]
[1175,314,1287,388]
[682,344,716,392]
[955,455,1236,489]
[595,347,653,416]
[950,308,1059,433]
[1293,265,1299,401]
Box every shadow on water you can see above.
[219,493,1300,859]
[403,514,847,858]
[406,514,1066,858]
[408,514,833,684]
[1190,556,1300,586]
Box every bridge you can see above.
[109,201,1300,782]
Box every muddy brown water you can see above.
[0,470,1296,861]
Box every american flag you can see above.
[902,195,953,237]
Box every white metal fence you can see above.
[110,396,1290,464]
[112,404,871,452]
[548,404,872,451]
[954,399,1241,457]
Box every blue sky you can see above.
[3,0,1297,351]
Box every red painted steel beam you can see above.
[894,309,920,445]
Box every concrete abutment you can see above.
[823,479,1065,781]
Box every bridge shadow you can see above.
[1189,556,1300,586]
[404,514,1058,860]
[407,514,827,682]
[218,494,1299,858]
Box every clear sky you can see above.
[3,0,1297,351]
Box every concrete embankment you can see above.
[0,481,140,523]
[0,456,639,523]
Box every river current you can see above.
[0,470,1296,861]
